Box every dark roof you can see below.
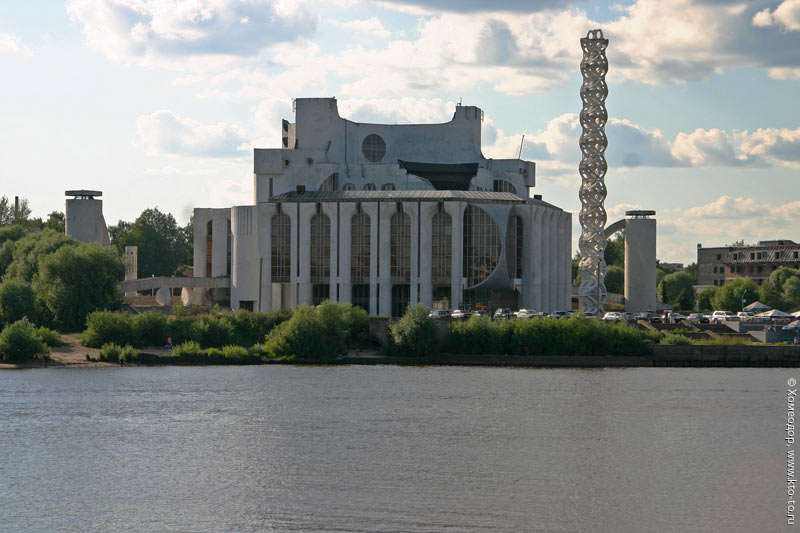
[398,160,478,190]
[268,190,527,204]
[65,190,102,198]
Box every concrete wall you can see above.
[624,218,657,312]
[65,198,110,245]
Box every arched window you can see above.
[310,213,331,284]
[463,205,501,288]
[381,183,396,191]
[342,183,356,191]
[492,179,517,194]
[506,215,523,279]
[351,211,370,284]
[205,220,213,276]
[391,210,411,282]
[362,134,386,162]
[271,213,290,283]
[431,211,451,284]
[320,173,338,191]
[363,183,376,191]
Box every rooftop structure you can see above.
[65,189,110,245]
[697,240,800,288]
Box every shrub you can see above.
[388,303,439,357]
[82,311,135,347]
[221,345,257,363]
[119,345,138,363]
[98,342,123,362]
[227,309,291,347]
[0,279,36,326]
[34,326,66,347]
[172,340,202,357]
[660,334,692,345]
[196,315,234,348]
[0,318,48,362]
[133,311,169,347]
[263,306,338,359]
[167,315,200,345]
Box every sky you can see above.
[0,0,798,264]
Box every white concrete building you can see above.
[193,98,571,316]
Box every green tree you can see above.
[0,279,36,326]
[109,208,192,277]
[389,303,439,357]
[0,196,31,226]
[658,271,695,310]
[604,232,625,268]
[605,265,624,294]
[684,263,698,283]
[3,230,76,282]
[784,277,800,310]
[34,243,124,330]
[44,211,65,233]
[0,318,47,362]
[711,278,758,312]
[759,267,800,310]
[696,287,716,311]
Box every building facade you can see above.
[697,240,800,288]
[193,98,571,316]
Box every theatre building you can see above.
[193,97,571,316]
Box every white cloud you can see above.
[684,195,761,219]
[66,0,317,68]
[752,0,800,31]
[738,127,800,167]
[337,97,454,124]
[136,110,249,157]
[330,17,392,40]
[0,33,32,56]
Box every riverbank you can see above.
[7,343,799,369]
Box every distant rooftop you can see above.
[66,190,102,199]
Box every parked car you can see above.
[711,310,736,324]
[550,310,572,319]
[687,313,709,324]
[494,308,514,319]
[469,309,490,318]
[623,312,635,321]
[670,313,687,323]
[602,312,624,321]
[428,309,450,319]
[737,311,754,321]
[514,308,536,319]
[450,309,466,319]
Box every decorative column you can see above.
[445,202,464,310]
[338,202,357,304]
[378,203,393,316]
[419,202,436,308]
[577,29,609,315]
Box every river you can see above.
[0,366,787,532]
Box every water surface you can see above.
[0,366,786,532]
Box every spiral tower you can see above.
[578,29,609,315]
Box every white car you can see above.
[711,310,736,324]
[602,312,624,321]
[737,311,754,321]
[514,309,536,319]
[450,309,466,319]
[428,309,450,319]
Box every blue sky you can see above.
[1,0,799,264]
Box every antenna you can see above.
[517,134,525,159]
[457,97,462,106]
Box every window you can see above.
[271,213,290,282]
[239,300,254,311]
[716,254,721,260]
[205,220,213,276]
[431,211,452,284]
[352,284,369,312]
[381,183,396,191]
[310,213,331,283]
[320,173,338,191]
[506,215,523,279]
[363,183,376,191]
[351,212,370,284]
[492,179,517,195]
[713,266,717,274]
[391,210,411,282]
[312,283,329,305]
[391,284,410,317]
[463,205,501,288]
[362,134,386,162]
[343,183,356,191]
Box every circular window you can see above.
[362,134,386,162]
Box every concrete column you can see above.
[625,217,657,312]
[419,202,436,308]
[404,201,420,305]
[192,209,208,278]
[362,202,379,315]
[542,209,555,312]
[563,212,573,311]
[445,202,464,310]
[555,210,566,312]
[322,203,338,302]
[286,204,299,308]
[297,203,315,306]
[378,202,394,316]
[338,202,357,304]
[211,212,229,278]
[231,206,258,310]
[258,204,276,312]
